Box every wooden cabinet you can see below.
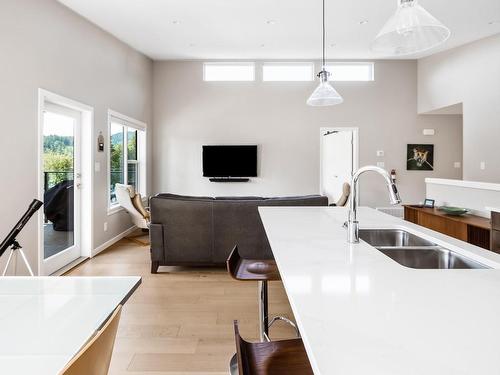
[404,205,491,251]
[490,230,500,253]
[492,211,500,231]
[491,212,500,253]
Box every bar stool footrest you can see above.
[264,315,301,341]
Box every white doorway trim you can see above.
[37,89,94,275]
[319,127,359,201]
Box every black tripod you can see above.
[1,199,43,276]
[2,239,34,276]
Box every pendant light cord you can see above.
[322,0,326,69]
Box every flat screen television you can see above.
[203,145,257,177]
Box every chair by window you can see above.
[329,182,351,207]
[115,183,150,229]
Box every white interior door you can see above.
[320,128,357,204]
[41,102,82,274]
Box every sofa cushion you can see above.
[265,195,325,201]
[156,193,214,201]
[215,196,264,201]
[213,200,268,263]
[213,195,328,263]
[260,196,326,205]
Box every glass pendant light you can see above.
[371,0,450,56]
[307,0,343,106]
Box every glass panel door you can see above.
[42,103,81,274]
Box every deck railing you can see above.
[44,171,74,191]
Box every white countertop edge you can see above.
[486,207,500,213]
[425,178,500,191]
[0,275,142,280]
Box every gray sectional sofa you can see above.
[149,193,328,272]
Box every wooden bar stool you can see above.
[232,320,313,375]
[226,246,299,342]
[60,305,122,375]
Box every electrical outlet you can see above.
[454,162,461,168]
[480,161,486,170]
[104,222,108,232]
[377,161,385,168]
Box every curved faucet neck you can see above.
[348,166,389,218]
[347,166,401,244]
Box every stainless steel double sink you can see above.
[359,229,489,269]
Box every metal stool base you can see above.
[267,315,300,340]
[259,280,300,342]
[229,353,238,375]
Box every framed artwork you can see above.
[407,144,434,171]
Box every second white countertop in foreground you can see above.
[0,276,141,375]
[259,206,500,375]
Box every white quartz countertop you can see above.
[259,206,500,375]
[0,276,141,375]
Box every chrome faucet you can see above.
[347,166,401,243]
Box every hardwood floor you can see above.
[67,235,296,374]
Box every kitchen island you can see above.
[259,206,500,375]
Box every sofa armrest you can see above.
[149,223,165,262]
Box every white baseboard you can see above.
[92,226,138,257]
[51,256,88,276]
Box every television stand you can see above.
[209,177,250,182]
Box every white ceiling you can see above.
[58,0,500,60]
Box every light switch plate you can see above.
[376,150,384,157]
[423,129,435,136]
[95,161,101,172]
[480,161,486,170]
[454,162,461,168]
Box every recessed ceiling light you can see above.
[172,20,180,25]
[488,21,499,25]
[260,44,265,48]
[189,43,196,47]
[359,19,369,25]
[330,43,337,48]
[266,20,277,25]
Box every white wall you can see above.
[418,34,500,182]
[153,60,463,207]
[426,179,500,218]
[0,0,153,274]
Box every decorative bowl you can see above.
[439,206,469,216]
